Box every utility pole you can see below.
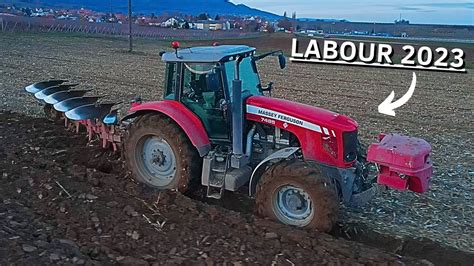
[110,0,113,16]
[128,0,133,52]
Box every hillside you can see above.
[2,0,281,19]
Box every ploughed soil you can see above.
[0,111,426,265]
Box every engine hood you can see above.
[246,96,358,133]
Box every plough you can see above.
[27,79,122,151]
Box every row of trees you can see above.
[197,13,221,21]
[278,11,298,31]
[282,11,297,19]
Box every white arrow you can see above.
[378,72,417,116]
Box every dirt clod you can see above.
[123,205,139,217]
[265,232,278,239]
[22,244,37,253]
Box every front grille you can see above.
[343,130,358,162]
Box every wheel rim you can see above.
[136,135,177,187]
[272,185,314,227]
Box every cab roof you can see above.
[161,45,256,63]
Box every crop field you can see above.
[1,32,473,264]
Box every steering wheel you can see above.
[183,82,197,100]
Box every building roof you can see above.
[161,45,256,63]
[196,20,222,24]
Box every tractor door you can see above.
[180,63,229,140]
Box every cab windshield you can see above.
[225,57,262,97]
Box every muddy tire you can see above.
[255,160,339,232]
[124,113,201,193]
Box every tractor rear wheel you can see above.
[124,113,201,193]
[255,160,339,232]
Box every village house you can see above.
[31,8,55,18]
[194,20,230,31]
[136,16,164,27]
[114,14,127,23]
[160,17,188,28]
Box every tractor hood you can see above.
[246,96,358,133]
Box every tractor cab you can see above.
[161,43,285,140]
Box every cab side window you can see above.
[164,63,177,100]
[181,63,224,109]
[180,63,228,139]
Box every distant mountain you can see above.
[3,0,282,19]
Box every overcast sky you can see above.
[231,0,474,25]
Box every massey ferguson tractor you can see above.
[24,42,433,232]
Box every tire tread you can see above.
[124,113,201,192]
[255,159,339,232]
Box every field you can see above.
[0,15,261,40]
[1,32,473,264]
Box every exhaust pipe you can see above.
[232,57,244,157]
[245,125,257,158]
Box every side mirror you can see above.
[278,54,286,69]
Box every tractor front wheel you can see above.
[124,113,201,193]
[255,160,339,232]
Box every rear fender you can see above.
[248,147,300,196]
[124,100,211,157]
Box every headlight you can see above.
[343,131,358,162]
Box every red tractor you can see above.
[25,43,433,232]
